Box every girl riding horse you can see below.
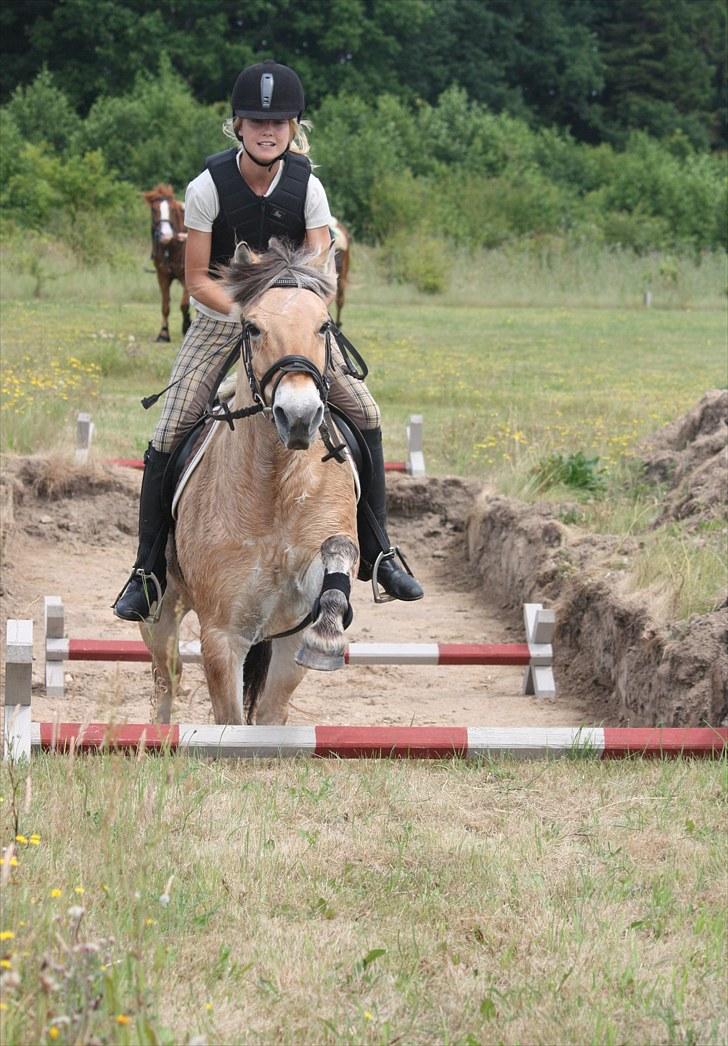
[114,59,423,623]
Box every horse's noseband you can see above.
[242,315,333,412]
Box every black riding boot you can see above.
[113,444,171,622]
[358,427,424,602]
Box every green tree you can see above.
[590,0,722,148]
[5,67,81,152]
[76,57,226,191]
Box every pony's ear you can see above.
[233,241,260,266]
[310,240,336,281]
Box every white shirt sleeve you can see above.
[305,173,333,229]
[184,170,220,232]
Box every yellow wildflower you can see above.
[364,1011,373,1020]
[116,1014,131,1025]
[48,1028,60,1040]
[74,886,84,895]
[0,959,12,969]
[50,888,62,898]
[29,835,41,846]
[15,835,28,845]
[0,931,14,941]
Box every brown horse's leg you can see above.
[253,633,307,725]
[335,250,349,327]
[200,621,246,724]
[156,267,171,342]
[296,534,358,671]
[180,283,191,336]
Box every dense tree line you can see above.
[3,0,726,149]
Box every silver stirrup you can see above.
[120,568,164,624]
[371,546,414,604]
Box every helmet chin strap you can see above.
[238,133,289,171]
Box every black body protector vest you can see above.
[204,148,311,276]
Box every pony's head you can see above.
[143,184,184,244]
[224,239,336,450]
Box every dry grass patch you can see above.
[1,754,726,1044]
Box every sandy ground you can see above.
[1,463,593,728]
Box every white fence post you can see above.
[4,619,33,762]
[75,412,94,465]
[406,415,426,477]
[44,596,65,698]
[522,603,556,699]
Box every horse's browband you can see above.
[268,277,321,291]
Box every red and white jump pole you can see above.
[43,597,557,699]
[6,619,727,764]
[76,412,426,477]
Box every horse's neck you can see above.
[211,405,314,511]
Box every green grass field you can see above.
[1,754,727,1045]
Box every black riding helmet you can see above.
[232,60,305,121]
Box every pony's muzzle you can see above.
[272,378,324,450]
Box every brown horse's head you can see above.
[143,184,185,244]
[223,238,336,450]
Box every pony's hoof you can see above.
[155,332,170,343]
[295,646,345,672]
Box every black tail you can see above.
[243,640,272,724]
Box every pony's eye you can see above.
[246,322,261,337]
[319,321,331,335]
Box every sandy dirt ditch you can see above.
[1,390,725,729]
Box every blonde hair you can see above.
[222,116,312,157]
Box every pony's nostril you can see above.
[273,405,287,430]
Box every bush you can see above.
[380,231,451,293]
[5,68,82,153]
[76,56,226,192]
[1,145,141,264]
[532,452,606,495]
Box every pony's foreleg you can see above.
[200,622,247,724]
[139,578,187,723]
[155,269,171,343]
[296,534,357,672]
[254,633,307,725]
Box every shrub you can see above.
[1,145,141,264]
[531,452,606,495]
[76,56,226,191]
[5,68,82,153]
[380,231,451,293]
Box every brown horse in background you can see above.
[143,184,191,343]
[330,217,351,327]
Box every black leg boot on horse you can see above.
[359,427,424,602]
[113,444,172,622]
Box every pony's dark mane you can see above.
[223,238,336,314]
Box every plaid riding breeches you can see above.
[151,313,380,454]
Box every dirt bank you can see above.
[465,390,728,727]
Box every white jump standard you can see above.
[43,597,557,699]
[6,619,728,764]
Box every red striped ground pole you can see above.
[30,724,728,759]
[62,639,534,666]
